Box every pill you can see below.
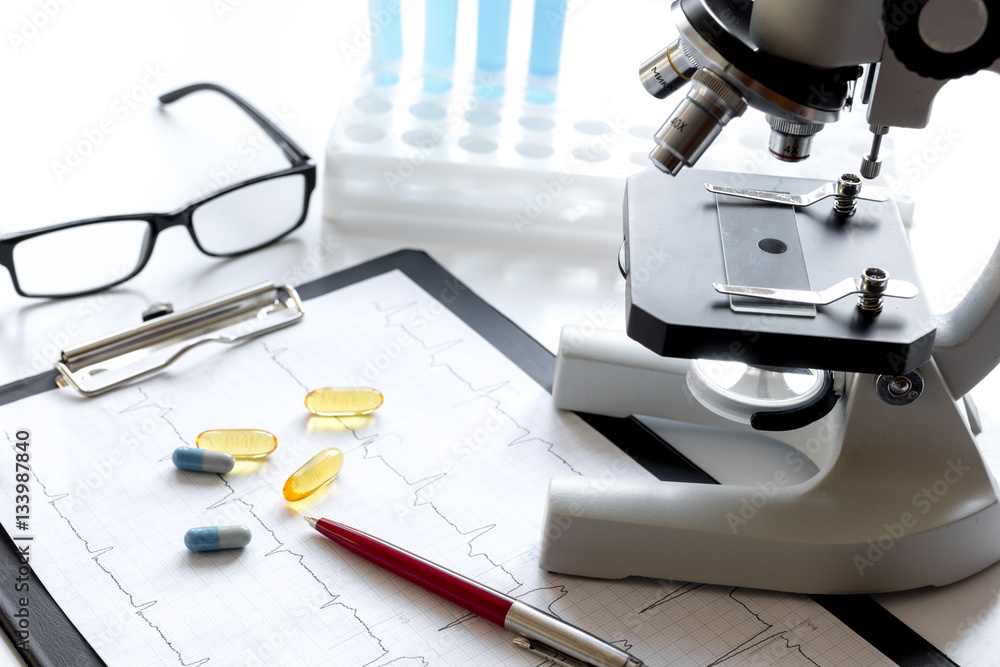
[172,447,235,474]
[305,387,383,417]
[283,448,344,501]
[184,525,252,552]
[196,429,277,458]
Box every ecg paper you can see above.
[0,270,893,666]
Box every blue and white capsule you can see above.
[184,525,252,552]
[172,447,235,474]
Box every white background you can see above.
[2,0,1000,665]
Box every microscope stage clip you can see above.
[705,179,889,208]
[713,269,917,313]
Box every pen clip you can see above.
[512,637,591,667]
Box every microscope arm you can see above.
[897,60,1000,399]
[934,236,1000,398]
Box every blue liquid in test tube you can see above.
[475,0,511,99]
[476,0,511,71]
[368,0,403,86]
[529,0,567,77]
[424,0,458,92]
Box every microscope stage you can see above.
[624,168,935,374]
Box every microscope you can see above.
[541,0,1000,594]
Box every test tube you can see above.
[528,0,568,77]
[475,0,512,100]
[368,0,403,85]
[423,0,458,92]
[476,0,512,71]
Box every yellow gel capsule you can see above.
[305,387,383,417]
[196,429,277,459]
[283,448,344,501]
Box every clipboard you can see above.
[0,249,956,667]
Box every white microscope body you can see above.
[540,0,1000,594]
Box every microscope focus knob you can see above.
[884,0,1000,80]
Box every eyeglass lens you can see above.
[191,173,308,255]
[12,221,150,296]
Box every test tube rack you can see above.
[322,2,908,248]
[323,71,663,249]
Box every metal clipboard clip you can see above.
[55,283,304,396]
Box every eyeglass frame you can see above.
[0,82,317,298]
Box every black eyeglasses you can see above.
[0,82,316,298]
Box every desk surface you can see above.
[2,1,1000,665]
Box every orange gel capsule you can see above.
[283,448,344,501]
[305,387,383,417]
[196,429,277,458]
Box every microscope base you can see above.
[543,327,1000,594]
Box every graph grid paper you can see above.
[0,271,893,666]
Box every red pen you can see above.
[305,516,644,667]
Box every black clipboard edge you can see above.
[0,370,60,410]
[0,525,105,666]
[813,595,958,667]
[0,248,956,667]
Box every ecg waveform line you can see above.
[30,466,209,666]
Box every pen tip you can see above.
[304,515,318,528]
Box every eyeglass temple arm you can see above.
[158,83,311,166]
